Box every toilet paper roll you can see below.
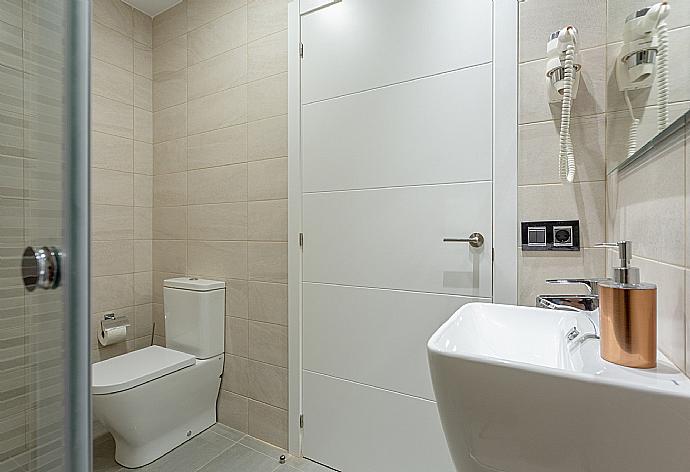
[98,325,127,347]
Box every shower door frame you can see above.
[287,0,519,456]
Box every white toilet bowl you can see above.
[92,346,224,468]
[92,277,226,468]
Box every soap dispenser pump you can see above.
[597,241,657,368]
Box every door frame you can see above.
[286,0,518,455]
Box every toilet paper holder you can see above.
[101,312,130,332]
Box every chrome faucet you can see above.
[536,278,610,312]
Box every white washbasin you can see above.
[428,303,690,472]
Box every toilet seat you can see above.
[92,345,196,395]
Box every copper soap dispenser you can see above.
[597,241,657,369]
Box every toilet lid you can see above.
[92,345,196,395]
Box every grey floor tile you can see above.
[0,458,27,472]
[273,466,300,472]
[287,456,337,472]
[209,423,246,443]
[197,444,280,472]
[137,429,234,472]
[239,435,286,460]
[92,435,124,472]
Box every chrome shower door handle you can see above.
[22,246,62,291]
[443,232,485,248]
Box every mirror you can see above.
[606,0,690,172]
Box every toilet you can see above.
[92,277,225,468]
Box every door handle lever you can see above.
[443,232,484,248]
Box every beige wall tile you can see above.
[247,115,286,161]
[187,241,248,279]
[134,302,153,337]
[226,279,249,318]
[154,138,188,174]
[634,257,685,371]
[187,7,247,65]
[153,172,187,207]
[133,240,153,272]
[248,321,286,367]
[518,248,606,306]
[188,85,247,135]
[187,0,247,31]
[248,157,287,201]
[134,108,153,143]
[518,0,606,63]
[247,72,287,121]
[519,47,606,125]
[611,131,685,266]
[188,203,248,240]
[92,58,134,105]
[188,124,247,169]
[134,141,153,175]
[247,360,287,408]
[153,35,187,79]
[134,174,153,207]
[222,354,249,395]
[92,94,134,139]
[188,46,247,100]
[154,103,187,143]
[92,205,133,241]
[225,316,249,357]
[92,168,133,206]
[91,274,134,312]
[153,69,187,112]
[153,0,187,48]
[518,114,605,185]
[248,199,286,241]
[248,400,287,450]
[134,75,153,111]
[92,131,133,173]
[218,389,248,433]
[93,0,133,37]
[518,181,605,248]
[247,242,287,283]
[134,272,153,305]
[134,42,153,79]
[91,240,134,277]
[247,30,287,82]
[187,164,247,204]
[248,281,287,325]
[133,207,153,239]
[153,240,188,273]
[92,21,133,72]
[133,8,153,47]
[247,0,287,42]
[153,206,188,240]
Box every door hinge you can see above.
[299,232,304,248]
[299,42,304,58]
[492,247,495,262]
[299,414,304,429]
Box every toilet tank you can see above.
[163,277,225,359]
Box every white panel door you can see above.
[301,0,493,103]
[303,182,493,298]
[303,283,485,400]
[303,371,456,472]
[300,1,494,470]
[302,64,493,192]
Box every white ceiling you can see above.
[122,0,182,17]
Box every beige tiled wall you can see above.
[519,0,690,375]
[150,0,289,449]
[609,117,689,373]
[518,0,690,308]
[91,0,154,361]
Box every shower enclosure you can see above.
[0,1,90,471]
